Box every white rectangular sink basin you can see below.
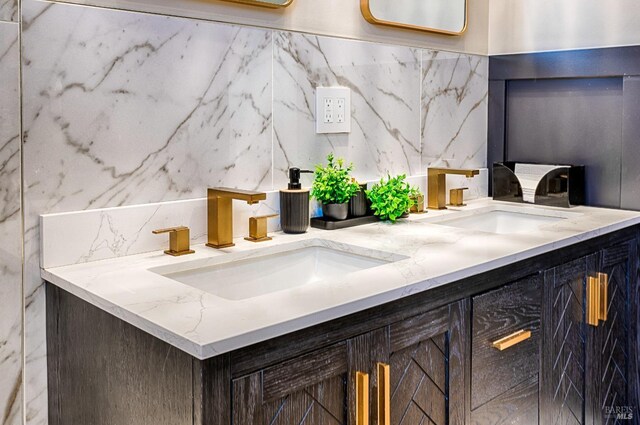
[150,241,403,301]
[428,205,581,235]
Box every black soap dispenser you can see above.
[280,167,313,234]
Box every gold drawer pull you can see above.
[492,329,531,351]
[377,363,390,425]
[356,371,369,425]
[588,272,609,326]
[598,272,608,322]
[587,275,600,326]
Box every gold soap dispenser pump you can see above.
[280,167,313,234]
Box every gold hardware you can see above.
[427,168,479,210]
[356,371,369,425]
[244,214,279,242]
[377,363,390,425]
[409,193,425,213]
[218,0,293,9]
[360,0,468,36]
[587,275,601,326]
[448,187,469,207]
[207,187,266,249]
[491,329,531,351]
[152,226,195,256]
[598,272,609,322]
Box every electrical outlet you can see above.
[316,87,351,134]
[336,98,345,123]
[324,109,333,123]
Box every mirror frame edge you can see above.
[359,0,468,36]
[219,0,293,9]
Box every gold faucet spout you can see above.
[207,187,267,248]
[208,187,266,204]
[427,167,479,210]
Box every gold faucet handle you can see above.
[245,214,279,243]
[152,226,195,256]
[448,187,468,207]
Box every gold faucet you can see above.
[427,168,479,210]
[207,187,267,248]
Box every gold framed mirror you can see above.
[219,0,293,8]
[360,0,467,35]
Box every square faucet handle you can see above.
[448,188,469,207]
[152,226,195,256]
[245,214,279,243]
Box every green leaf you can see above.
[365,173,411,223]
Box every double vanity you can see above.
[42,199,640,424]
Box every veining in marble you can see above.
[0,21,22,425]
[40,192,281,269]
[21,1,273,423]
[273,32,422,186]
[0,0,18,22]
[421,50,488,169]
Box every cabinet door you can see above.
[232,342,349,424]
[471,274,542,425]
[591,241,637,424]
[541,255,592,425]
[373,300,468,425]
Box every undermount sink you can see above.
[428,205,581,235]
[150,241,402,301]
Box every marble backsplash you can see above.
[0,20,22,425]
[16,0,488,423]
[0,0,18,22]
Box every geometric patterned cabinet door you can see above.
[381,300,468,425]
[541,240,639,425]
[542,256,592,425]
[232,300,468,425]
[591,241,638,425]
[232,342,349,424]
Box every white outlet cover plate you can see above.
[316,86,351,134]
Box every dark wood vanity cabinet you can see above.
[539,240,639,425]
[229,300,468,425]
[47,226,639,425]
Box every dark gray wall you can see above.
[489,47,640,209]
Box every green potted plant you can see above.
[366,174,414,222]
[311,153,360,220]
[409,185,425,213]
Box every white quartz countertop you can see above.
[42,199,640,359]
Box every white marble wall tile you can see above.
[41,192,281,269]
[0,0,18,22]
[273,32,421,187]
[21,1,273,423]
[0,21,22,425]
[421,50,488,170]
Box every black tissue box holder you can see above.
[492,162,585,208]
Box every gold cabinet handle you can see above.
[588,272,609,326]
[377,363,390,425]
[356,371,369,425]
[587,275,600,326]
[492,329,531,351]
[598,272,608,322]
